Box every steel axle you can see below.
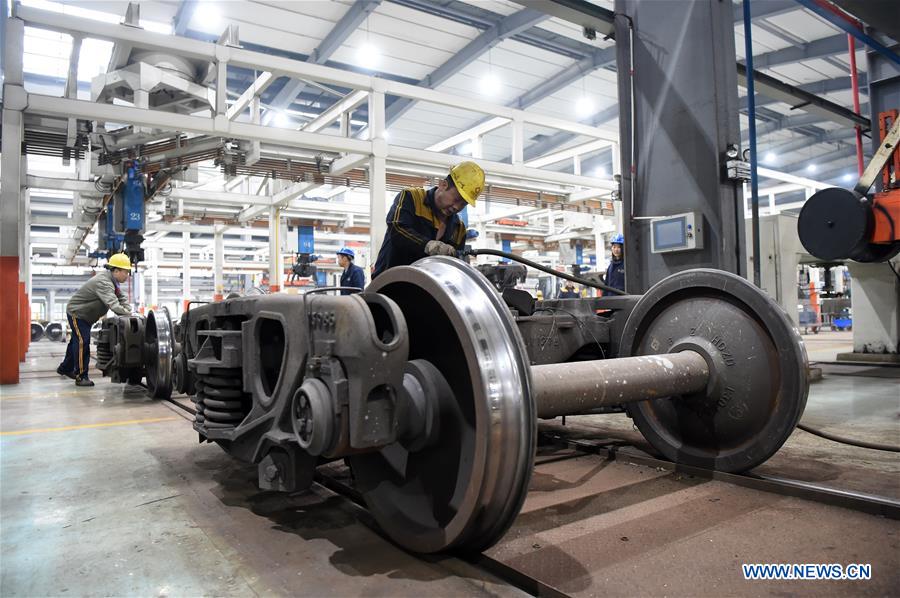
[532,351,710,419]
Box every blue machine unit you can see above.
[121,162,145,233]
[501,239,512,263]
[298,226,315,254]
[102,160,147,264]
[290,226,319,284]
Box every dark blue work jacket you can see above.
[605,258,625,292]
[372,187,466,278]
[340,263,366,295]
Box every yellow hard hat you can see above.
[449,161,485,206]
[107,253,132,270]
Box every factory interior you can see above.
[1,0,899,596]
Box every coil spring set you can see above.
[95,326,114,367]
[193,370,249,429]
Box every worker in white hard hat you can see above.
[336,247,365,295]
[372,161,485,278]
[57,253,133,386]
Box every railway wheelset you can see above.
[97,258,808,554]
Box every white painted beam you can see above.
[226,71,276,121]
[302,89,368,133]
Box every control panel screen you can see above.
[650,211,703,253]
[652,218,687,250]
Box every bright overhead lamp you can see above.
[194,2,221,29]
[806,164,817,173]
[764,152,776,164]
[575,96,594,117]
[357,43,381,70]
[273,111,290,127]
[594,167,607,178]
[480,73,502,96]
[842,173,854,182]
[458,142,473,155]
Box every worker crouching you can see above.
[57,253,133,386]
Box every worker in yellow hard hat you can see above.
[372,161,485,277]
[57,253,133,386]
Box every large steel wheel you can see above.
[619,269,809,472]
[349,257,536,554]
[146,307,174,399]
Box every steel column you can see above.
[1,16,25,382]
[182,231,191,312]
[214,227,224,301]
[369,88,388,257]
[151,248,159,309]
[268,207,281,293]
[615,0,745,292]
[743,0,761,288]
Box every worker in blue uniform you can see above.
[559,283,580,298]
[372,161,485,278]
[605,234,626,292]
[337,247,365,295]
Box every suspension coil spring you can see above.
[192,367,249,429]
[96,345,113,362]
[95,334,114,369]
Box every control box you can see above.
[650,212,703,253]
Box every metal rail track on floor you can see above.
[311,470,572,598]
[539,432,900,521]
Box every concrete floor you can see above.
[2,331,898,596]
[2,341,519,596]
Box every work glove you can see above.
[425,240,457,257]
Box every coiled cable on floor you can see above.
[796,423,900,453]
[463,248,628,296]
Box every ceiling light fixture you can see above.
[357,43,380,70]
[273,111,290,127]
[480,73,501,96]
[194,2,221,29]
[575,96,594,117]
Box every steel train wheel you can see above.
[145,307,174,399]
[350,257,536,554]
[619,269,809,472]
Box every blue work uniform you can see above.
[340,263,366,295]
[605,257,625,292]
[372,187,466,278]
